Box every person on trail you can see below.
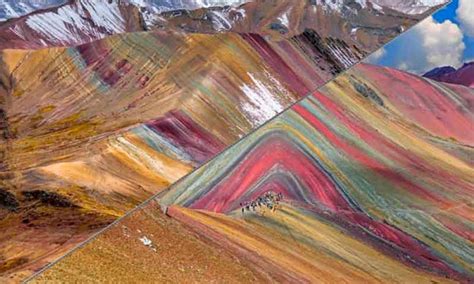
[252,201,257,211]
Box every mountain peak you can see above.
[423,66,456,77]
[423,62,474,88]
[0,0,448,50]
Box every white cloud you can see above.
[365,47,386,63]
[417,17,465,68]
[457,0,474,37]
[398,62,409,70]
[386,16,465,74]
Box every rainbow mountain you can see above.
[0,0,451,282]
[32,62,474,283]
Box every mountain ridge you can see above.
[423,61,474,88]
[0,0,445,50]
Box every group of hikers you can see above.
[239,191,284,215]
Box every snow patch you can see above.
[0,0,66,22]
[310,0,445,15]
[23,0,126,45]
[209,11,232,31]
[240,72,289,126]
[278,9,291,28]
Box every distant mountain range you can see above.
[423,62,474,88]
[0,0,444,50]
[0,0,446,23]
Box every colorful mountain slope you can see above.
[0,30,302,282]
[0,1,449,282]
[36,63,473,282]
[158,64,473,282]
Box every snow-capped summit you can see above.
[0,0,66,22]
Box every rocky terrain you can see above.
[0,0,449,282]
[0,0,443,49]
[32,200,268,283]
[0,0,66,22]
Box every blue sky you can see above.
[433,0,474,60]
[366,0,474,74]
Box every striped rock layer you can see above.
[0,24,418,284]
[39,63,474,283]
[0,0,448,282]
[0,30,302,282]
[157,64,473,282]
